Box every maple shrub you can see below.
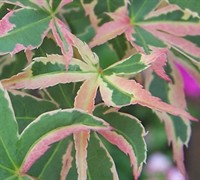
[0,0,200,179]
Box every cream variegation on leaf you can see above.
[0,1,199,179]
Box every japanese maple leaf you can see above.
[88,0,200,66]
[2,35,196,122]
[0,0,74,66]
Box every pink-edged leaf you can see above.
[102,48,168,77]
[2,0,40,9]
[0,82,19,178]
[140,48,168,65]
[60,142,74,180]
[17,109,110,173]
[89,7,130,48]
[80,0,99,30]
[72,34,99,69]
[94,104,147,180]
[81,0,126,31]
[172,139,186,175]
[0,8,51,55]
[144,52,192,175]
[3,0,73,13]
[74,75,99,113]
[99,130,145,180]
[87,132,119,180]
[99,74,196,121]
[73,131,90,180]
[0,10,15,36]
[50,18,74,67]
[155,112,190,175]
[1,54,94,89]
[144,4,180,19]
[26,0,49,10]
[89,2,200,63]
[144,27,200,62]
[150,48,171,82]
[57,0,73,10]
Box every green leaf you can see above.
[17,109,109,169]
[168,0,200,15]
[100,75,133,106]
[108,34,129,59]
[94,104,146,179]
[0,8,51,55]
[145,57,191,173]
[171,48,200,72]
[0,52,27,79]
[32,61,66,76]
[93,0,125,25]
[63,1,95,42]
[29,137,73,179]
[93,43,118,69]
[133,26,166,54]
[149,64,190,143]
[2,54,94,89]
[87,132,118,180]
[0,2,14,18]
[0,83,19,178]
[9,91,57,133]
[148,70,191,142]
[33,37,62,57]
[2,0,40,9]
[65,142,78,179]
[103,53,147,76]
[149,72,170,102]
[129,0,161,22]
[169,115,188,142]
[44,82,81,109]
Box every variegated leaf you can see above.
[2,54,95,89]
[74,131,90,180]
[94,104,146,180]
[60,141,74,180]
[128,0,161,21]
[81,0,126,29]
[2,0,41,9]
[0,8,51,55]
[103,48,168,77]
[144,52,192,174]
[61,0,95,42]
[30,137,74,179]
[99,74,196,121]
[74,75,99,112]
[0,82,19,179]
[2,0,73,11]
[89,7,130,48]
[18,108,110,173]
[50,18,74,67]
[72,34,99,69]
[103,54,147,76]
[168,0,200,16]
[0,83,110,178]
[87,132,119,180]
[90,1,200,63]
[50,0,73,12]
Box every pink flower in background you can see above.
[167,168,185,180]
[176,63,200,97]
[147,152,171,173]
[146,152,186,180]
